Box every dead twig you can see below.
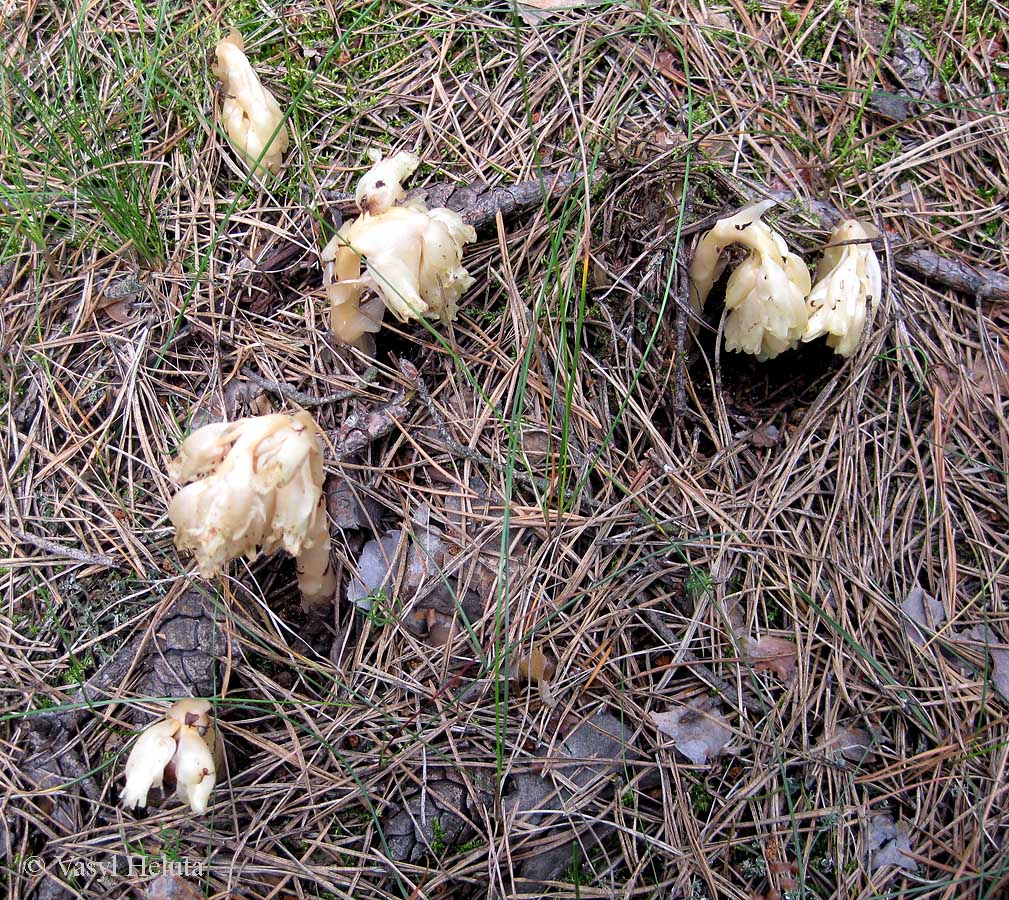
[9,530,120,568]
[896,245,1009,303]
[321,170,599,231]
[241,367,380,408]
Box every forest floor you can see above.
[2,1,1008,899]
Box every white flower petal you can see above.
[121,719,180,811]
[173,726,218,816]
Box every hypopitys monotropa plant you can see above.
[167,411,336,611]
[212,29,289,180]
[121,700,224,815]
[320,149,477,353]
[802,219,882,356]
[688,200,811,361]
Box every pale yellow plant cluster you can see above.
[121,700,224,816]
[689,203,881,360]
[118,29,484,820]
[212,30,289,180]
[118,28,882,823]
[208,34,477,354]
[321,150,477,353]
[121,413,335,816]
[168,411,335,610]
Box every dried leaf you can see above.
[929,364,959,415]
[930,352,1008,420]
[953,624,1009,702]
[744,635,797,681]
[966,351,1008,403]
[655,49,680,78]
[100,298,137,324]
[991,645,1009,702]
[94,275,143,324]
[649,126,679,148]
[405,504,447,588]
[900,585,946,647]
[825,724,874,763]
[520,427,555,466]
[748,423,782,448]
[653,701,731,765]
[865,815,916,872]
[142,875,206,900]
[423,607,456,647]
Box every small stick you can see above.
[10,529,119,568]
[241,366,379,408]
[320,170,598,231]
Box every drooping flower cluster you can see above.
[121,700,224,815]
[321,150,477,352]
[689,203,881,359]
[167,412,335,610]
[802,219,882,356]
[689,201,811,360]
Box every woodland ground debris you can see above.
[4,3,1009,899]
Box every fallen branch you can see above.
[241,366,379,408]
[10,529,119,569]
[322,169,596,230]
[767,190,1009,303]
[895,245,1009,303]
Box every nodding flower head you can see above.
[168,412,335,611]
[120,699,225,816]
[321,150,476,353]
[212,29,289,180]
[689,201,811,361]
[802,219,882,357]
